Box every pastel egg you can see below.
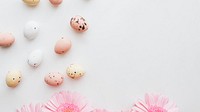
[67,64,85,79]
[44,72,64,86]
[23,0,40,6]
[6,70,22,88]
[49,0,63,6]
[70,15,88,32]
[0,33,15,47]
[54,37,71,54]
[27,49,43,68]
[24,21,40,40]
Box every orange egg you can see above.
[0,33,15,47]
[54,37,71,54]
[49,0,63,6]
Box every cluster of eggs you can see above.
[6,64,85,88]
[2,1,89,88]
[44,64,85,86]
[23,0,63,6]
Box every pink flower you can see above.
[16,103,43,112]
[92,109,109,112]
[131,93,179,112]
[43,91,93,112]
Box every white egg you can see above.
[24,21,40,40]
[27,49,43,68]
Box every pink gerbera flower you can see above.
[92,109,109,112]
[131,93,179,112]
[16,103,43,112]
[43,91,93,112]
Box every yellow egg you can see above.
[23,0,40,6]
[6,70,22,88]
[67,64,85,79]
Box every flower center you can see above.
[148,106,167,112]
[57,103,80,112]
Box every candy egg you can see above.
[6,70,22,88]
[67,64,85,79]
[49,0,63,6]
[23,0,40,6]
[24,21,40,40]
[27,49,43,68]
[54,37,71,54]
[44,72,64,86]
[70,15,88,32]
[0,33,15,47]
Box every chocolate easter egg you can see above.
[54,37,71,54]
[6,70,22,88]
[70,15,88,32]
[44,72,64,86]
[0,33,15,47]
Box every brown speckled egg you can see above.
[54,37,71,54]
[44,72,64,86]
[70,15,88,32]
[6,70,22,88]
[67,64,85,79]
[49,0,63,6]
[0,33,15,47]
[23,0,40,6]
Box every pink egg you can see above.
[49,0,63,6]
[70,15,88,32]
[54,37,71,54]
[44,72,64,86]
[0,33,15,47]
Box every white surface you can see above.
[0,0,200,111]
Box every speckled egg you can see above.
[49,0,63,6]
[6,70,22,88]
[0,33,15,47]
[44,72,64,86]
[23,0,40,6]
[54,37,71,54]
[70,15,88,32]
[67,64,85,79]
[27,49,43,68]
[24,21,40,40]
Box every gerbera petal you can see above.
[168,108,179,112]
[92,109,110,112]
[17,103,43,112]
[146,93,156,106]
[164,101,177,110]
[29,104,34,112]
[157,95,169,107]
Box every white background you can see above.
[0,0,200,111]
